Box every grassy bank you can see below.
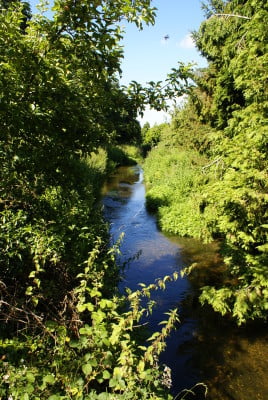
[143,134,211,240]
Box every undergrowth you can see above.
[0,146,181,399]
[143,142,210,240]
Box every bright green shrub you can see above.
[143,143,210,239]
[142,123,169,148]
[158,197,207,239]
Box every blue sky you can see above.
[29,0,207,125]
[119,0,207,125]
[120,0,206,86]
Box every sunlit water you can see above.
[102,165,268,400]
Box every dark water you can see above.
[102,165,268,400]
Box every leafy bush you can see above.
[143,143,210,240]
[0,237,179,399]
[106,145,141,168]
[142,123,169,149]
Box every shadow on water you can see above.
[102,165,268,400]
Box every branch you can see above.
[213,13,251,20]
[202,157,223,172]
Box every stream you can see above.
[102,165,268,400]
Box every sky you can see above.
[119,0,207,125]
[120,0,206,85]
[29,0,207,126]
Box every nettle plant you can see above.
[1,239,179,400]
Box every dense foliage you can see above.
[143,115,210,239]
[194,0,268,324]
[2,0,267,397]
[143,0,268,324]
[0,1,191,398]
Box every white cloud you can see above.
[178,33,195,49]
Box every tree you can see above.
[192,0,268,323]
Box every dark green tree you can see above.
[192,0,268,323]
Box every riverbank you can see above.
[103,164,268,400]
[0,147,177,400]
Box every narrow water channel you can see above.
[102,165,268,400]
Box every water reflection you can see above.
[102,165,268,400]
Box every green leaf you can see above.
[102,370,111,379]
[97,393,110,400]
[82,363,92,376]
[43,374,55,385]
[109,378,117,388]
[26,372,35,383]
